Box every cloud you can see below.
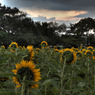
[23,9,87,22]
[32,15,55,22]
[1,0,95,11]
[1,0,94,25]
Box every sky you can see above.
[0,0,95,25]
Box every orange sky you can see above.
[22,8,87,21]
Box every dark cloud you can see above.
[2,0,95,11]
[1,0,95,25]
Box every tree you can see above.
[70,17,95,46]
[71,17,95,36]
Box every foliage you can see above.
[0,42,95,95]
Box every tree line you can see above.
[0,4,95,48]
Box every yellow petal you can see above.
[29,64,35,70]
[34,72,41,75]
[20,60,27,67]
[34,79,39,82]
[31,84,39,89]
[16,83,21,88]
[16,63,21,70]
[12,70,17,75]
[33,69,40,73]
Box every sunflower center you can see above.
[86,51,92,57]
[88,48,93,51]
[77,52,82,58]
[11,44,17,51]
[42,43,47,47]
[62,51,74,64]
[17,67,34,82]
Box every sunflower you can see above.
[92,50,95,59]
[30,51,35,60]
[93,50,95,57]
[54,49,60,52]
[12,60,41,89]
[23,50,34,61]
[85,50,93,58]
[1,45,5,49]
[25,45,34,61]
[76,51,83,59]
[59,49,64,54]
[41,41,48,47]
[23,46,25,49]
[53,46,57,49]
[35,48,40,54]
[61,48,76,64]
[87,46,93,51]
[72,47,79,52]
[82,49,86,53]
[71,47,75,50]
[9,42,18,52]
[75,48,79,52]
[19,46,23,50]
[27,45,33,53]
[93,56,95,59]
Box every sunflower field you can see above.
[0,41,95,95]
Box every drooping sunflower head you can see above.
[9,42,18,52]
[30,50,35,60]
[76,51,83,59]
[23,50,34,61]
[85,50,93,58]
[25,45,34,61]
[12,60,41,88]
[87,46,93,51]
[27,45,34,53]
[61,48,76,64]
[41,41,48,47]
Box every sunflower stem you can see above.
[26,87,30,95]
[60,58,66,95]
[45,70,50,95]
[45,85,47,95]
[21,75,27,95]
[87,58,90,88]
[15,87,17,95]
[94,66,95,88]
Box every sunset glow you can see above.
[22,9,87,21]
